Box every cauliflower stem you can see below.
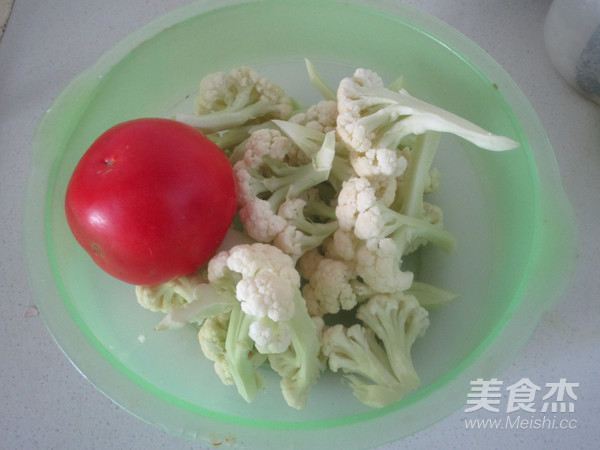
[225,303,267,402]
[268,288,323,409]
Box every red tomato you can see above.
[65,118,237,286]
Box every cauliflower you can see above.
[355,238,413,294]
[135,273,206,313]
[249,317,292,354]
[273,120,355,190]
[322,324,402,408]
[336,68,519,179]
[135,281,189,313]
[175,66,292,133]
[302,237,411,309]
[296,247,325,280]
[237,198,288,242]
[204,243,322,407]
[336,176,455,255]
[357,293,429,394]
[353,147,408,178]
[241,128,297,168]
[144,243,320,406]
[198,312,239,386]
[273,196,339,261]
[335,177,378,231]
[236,269,296,321]
[322,292,429,408]
[136,64,522,411]
[210,242,298,284]
[268,311,325,409]
[331,175,454,296]
[267,297,326,409]
[368,174,398,208]
[290,100,338,133]
[234,128,337,256]
[322,228,362,262]
[301,257,357,316]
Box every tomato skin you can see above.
[65,118,237,286]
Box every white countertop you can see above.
[1,1,598,449]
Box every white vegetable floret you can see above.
[234,128,338,258]
[249,318,292,354]
[302,257,357,316]
[296,247,325,280]
[198,312,239,386]
[211,242,299,284]
[204,243,322,407]
[267,291,325,409]
[236,269,296,322]
[338,68,518,151]
[175,66,293,133]
[335,177,378,231]
[336,176,455,255]
[273,120,355,190]
[355,238,413,294]
[273,196,339,261]
[290,100,338,133]
[322,291,429,408]
[357,292,429,393]
[135,273,204,313]
[237,198,288,242]
[242,128,296,167]
[322,228,362,262]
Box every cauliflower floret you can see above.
[368,174,398,207]
[273,197,339,262]
[176,66,293,133]
[221,243,300,285]
[323,229,362,262]
[297,247,326,280]
[198,312,235,385]
[335,177,378,230]
[243,127,311,168]
[336,69,407,177]
[242,128,295,167]
[338,67,518,154]
[423,202,443,226]
[302,258,357,316]
[135,273,204,313]
[203,243,321,406]
[290,100,338,133]
[424,167,441,194]
[337,67,518,178]
[355,238,413,294]
[249,318,292,354]
[321,291,429,408]
[238,198,288,242]
[234,129,336,251]
[273,225,307,262]
[336,176,455,255]
[193,71,231,113]
[349,147,407,178]
[236,269,296,321]
[233,128,300,206]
